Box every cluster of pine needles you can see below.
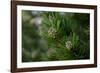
[22,10,90,62]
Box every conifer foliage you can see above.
[22,10,90,62]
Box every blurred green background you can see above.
[22,10,90,62]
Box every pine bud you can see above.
[48,27,57,38]
[65,41,72,50]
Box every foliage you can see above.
[22,10,90,62]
